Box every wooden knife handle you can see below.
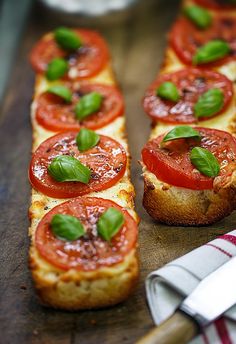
[136,311,199,344]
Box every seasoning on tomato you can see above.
[35,197,137,271]
[35,83,124,132]
[142,127,236,190]
[170,15,236,66]
[193,0,236,10]
[29,131,127,198]
[142,68,233,124]
[30,29,109,79]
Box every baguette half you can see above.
[142,0,236,226]
[29,29,139,309]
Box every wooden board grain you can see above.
[1,0,236,343]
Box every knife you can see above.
[137,256,236,344]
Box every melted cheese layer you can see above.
[30,56,138,278]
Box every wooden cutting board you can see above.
[1,0,236,342]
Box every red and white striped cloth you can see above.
[145,230,236,344]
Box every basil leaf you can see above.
[76,129,100,152]
[190,147,220,177]
[163,126,201,142]
[75,92,103,120]
[194,88,224,118]
[48,155,91,183]
[97,208,125,241]
[51,214,85,241]
[184,5,212,29]
[46,58,68,81]
[47,85,72,102]
[193,40,230,65]
[54,27,82,51]
[156,82,180,102]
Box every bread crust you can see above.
[29,248,139,310]
[143,169,236,226]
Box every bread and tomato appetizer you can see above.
[30,197,138,310]
[28,27,138,309]
[165,0,236,79]
[142,126,236,225]
[141,0,236,226]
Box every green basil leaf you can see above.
[193,40,230,65]
[47,85,72,102]
[163,126,201,142]
[97,208,125,241]
[184,5,212,29]
[75,92,103,120]
[54,27,82,51]
[48,155,91,183]
[156,81,180,102]
[190,147,220,177]
[194,88,224,118]
[76,129,100,152]
[46,58,68,81]
[51,214,85,241]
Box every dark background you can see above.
[1,1,235,343]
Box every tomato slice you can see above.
[29,132,127,198]
[30,29,109,79]
[35,197,137,271]
[194,0,236,10]
[142,127,236,190]
[170,16,236,66]
[35,83,124,132]
[143,68,233,124]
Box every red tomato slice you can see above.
[143,68,233,124]
[170,16,236,66]
[35,197,137,271]
[29,132,127,198]
[30,29,109,79]
[194,0,236,10]
[142,127,236,190]
[35,83,124,132]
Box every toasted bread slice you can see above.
[142,0,236,226]
[29,30,139,309]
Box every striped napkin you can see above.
[146,230,236,344]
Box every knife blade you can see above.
[137,257,236,344]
